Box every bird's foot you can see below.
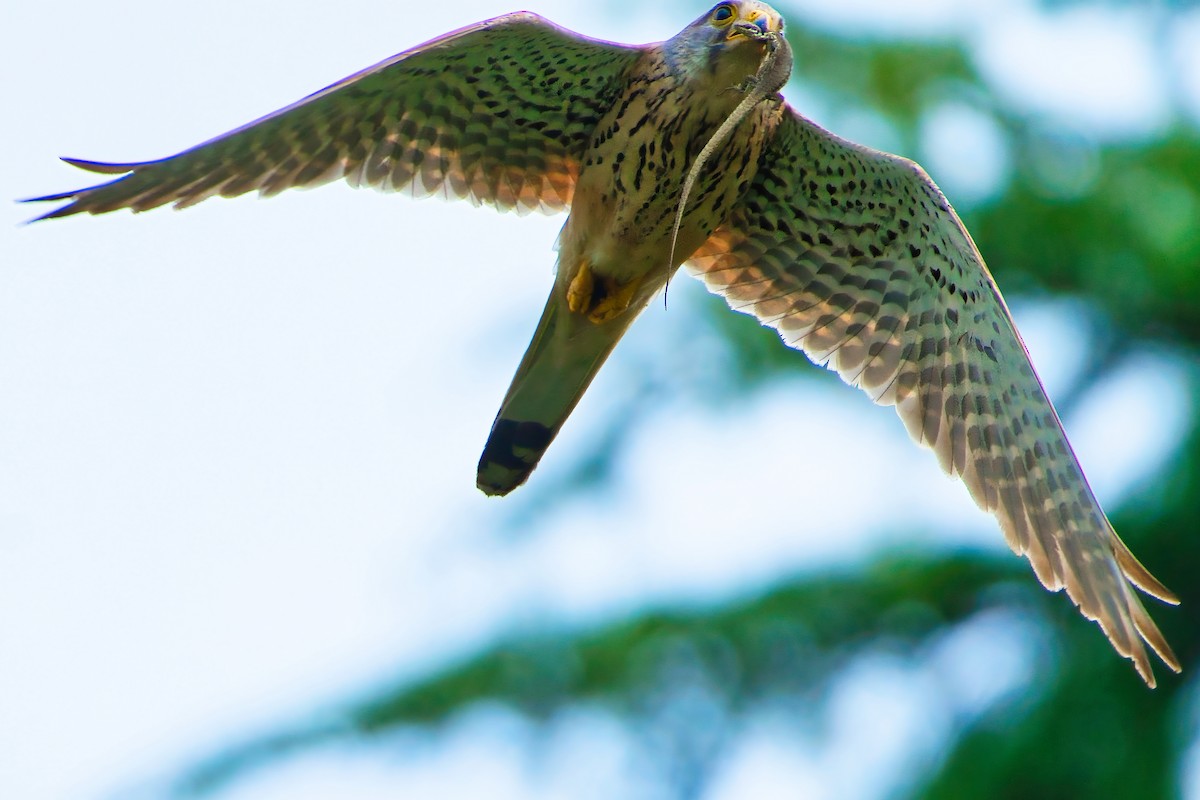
[567,259,595,316]
[589,276,641,322]
[567,260,640,324]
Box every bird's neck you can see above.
[663,34,767,93]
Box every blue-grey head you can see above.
[664,1,787,79]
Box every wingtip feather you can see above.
[1111,535,1179,605]
[60,157,140,174]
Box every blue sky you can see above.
[2,1,1196,798]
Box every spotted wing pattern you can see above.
[26,13,642,220]
[686,109,1180,685]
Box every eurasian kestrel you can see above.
[26,2,1179,684]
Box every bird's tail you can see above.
[477,291,633,496]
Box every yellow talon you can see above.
[566,259,642,323]
[587,276,641,323]
[567,259,594,315]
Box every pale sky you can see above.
[2,1,1194,799]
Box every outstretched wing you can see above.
[686,109,1180,685]
[26,13,642,220]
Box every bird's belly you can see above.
[563,104,781,286]
[564,163,740,285]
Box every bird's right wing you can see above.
[26,13,642,220]
[686,108,1179,685]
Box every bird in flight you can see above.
[25,1,1179,685]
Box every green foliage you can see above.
[351,554,1020,728]
[789,30,977,135]
[175,551,1032,796]
[974,128,1200,342]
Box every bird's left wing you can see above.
[685,109,1179,685]
[26,13,642,220]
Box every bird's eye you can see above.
[711,4,736,25]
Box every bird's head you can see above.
[665,1,787,79]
